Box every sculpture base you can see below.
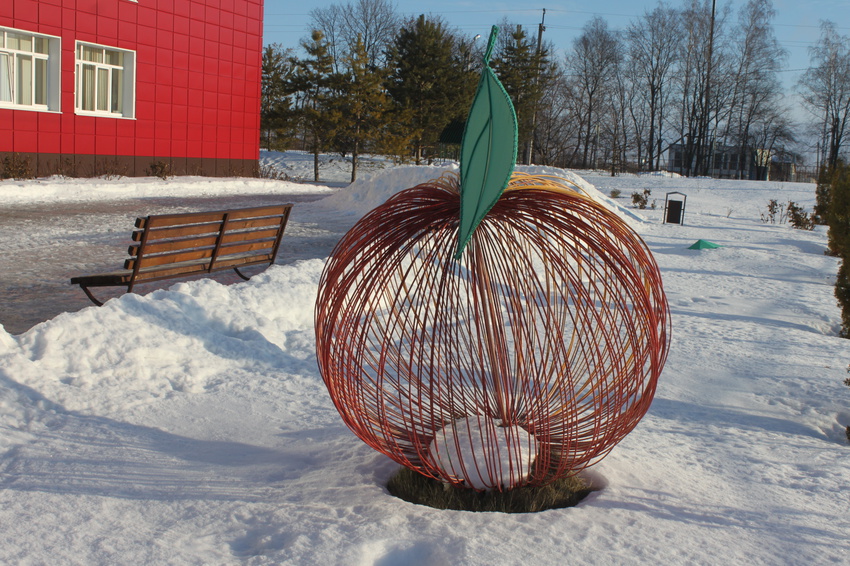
[385,466,595,513]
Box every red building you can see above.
[0,0,263,177]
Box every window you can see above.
[673,149,683,170]
[0,27,60,111]
[729,153,739,171]
[75,42,135,118]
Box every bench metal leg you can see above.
[233,267,251,281]
[79,285,105,307]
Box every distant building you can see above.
[1,0,263,177]
[436,119,464,161]
[667,143,771,180]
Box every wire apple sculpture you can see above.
[315,27,670,491]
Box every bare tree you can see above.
[719,0,787,178]
[798,20,850,171]
[533,68,581,167]
[607,55,634,174]
[672,0,732,177]
[565,17,622,169]
[625,3,682,171]
[750,110,795,166]
[310,0,400,72]
[309,4,346,73]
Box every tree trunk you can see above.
[351,124,360,183]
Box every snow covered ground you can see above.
[0,151,848,565]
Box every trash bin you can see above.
[664,192,686,225]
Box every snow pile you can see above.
[0,174,331,206]
[313,163,459,216]
[309,159,643,225]
[3,260,324,414]
[516,164,637,217]
[428,416,538,490]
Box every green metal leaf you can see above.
[455,26,518,260]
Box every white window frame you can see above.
[0,27,61,112]
[75,41,136,119]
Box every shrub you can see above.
[836,261,850,337]
[257,162,292,181]
[610,189,622,199]
[760,199,814,230]
[787,201,815,230]
[845,365,850,442]
[1,153,34,180]
[760,199,786,224]
[631,189,651,209]
[148,160,172,180]
[54,157,78,179]
[86,159,128,179]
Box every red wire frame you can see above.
[315,173,670,490]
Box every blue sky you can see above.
[264,0,849,81]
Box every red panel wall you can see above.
[0,0,263,166]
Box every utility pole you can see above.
[700,0,716,176]
[524,8,546,165]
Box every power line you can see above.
[264,11,850,34]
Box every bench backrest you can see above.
[125,204,293,280]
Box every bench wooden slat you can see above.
[134,253,276,281]
[72,203,293,305]
[125,238,278,270]
[72,253,278,287]
[132,215,287,242]
[129,227,283,256]
[132,222,221,241]
[124,247,215,269]
[135,205,290,229]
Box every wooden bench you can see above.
[71,204,293,306]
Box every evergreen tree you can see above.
[261,44,298,150]
[494,25,551,165]
[295,31,337,182]
[821,163,850,256]
[823,162,850,335]
[386,15,475,164]
[333,37,390,182]
[815,166,833,224]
